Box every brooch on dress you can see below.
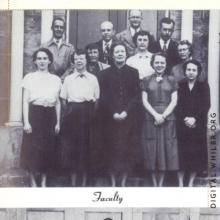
[156,76,163,83]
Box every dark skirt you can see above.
[20,105,56,173]
[177,120,208,172]
[104,118,133,174]
[59,102,95,173]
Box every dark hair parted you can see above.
[132,30,153,47]
[85,43,101,52]
[71,49,89,64]
[33,48,53,67]
[51,17,66,30]
[177,40,193,57]
[110,42,129,59]
[150,52,167,68]
[182,59,202,77]
[160,17,175,29]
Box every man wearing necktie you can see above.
[40,18,75,79]
[148,17,180,74]
[94,21,118,66]
[116,10,155,57]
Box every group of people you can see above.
[19,10,211,188]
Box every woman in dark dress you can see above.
[20,48,61,187]
[99,42,140,187]
[175,60,210,187]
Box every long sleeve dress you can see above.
[99,64,140,173]
[175,81,210,172]
[141,74,179,171]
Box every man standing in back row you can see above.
[94,21,118,66]
[40,18,75,81]
[148,17,180,74]
[116,9,155,57]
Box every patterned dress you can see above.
[141,74,179,171]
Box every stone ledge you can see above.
[0,170,219,187]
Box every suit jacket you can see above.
[94,39,118,66]
[116,28,156,57]
[148,39,180,74]
[116,28,139,57]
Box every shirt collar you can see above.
[72,70,89,79]
[137,51,151,58]
[47,38,70,47]
[159,38,171,49]
[130,27,141,37]
[102,39,113,48]
[53,38,62,44]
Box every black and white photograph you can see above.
[0,207,220,220]
[0,9,219,188]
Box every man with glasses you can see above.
[171,40,193,82]
[148,17,180,74]
[116,10,155,57]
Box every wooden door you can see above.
[68,10,157,49]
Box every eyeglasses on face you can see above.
[178,48,189,52]
[129,16,142,20]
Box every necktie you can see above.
[104,43,110,64]
[78,74,84,78]
[163,41,167,55]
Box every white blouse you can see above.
[21,71,62,103]
[126,51,154,80]
[60,71,100,103]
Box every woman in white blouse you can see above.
[60,49,100,187]
[20,48,61,187]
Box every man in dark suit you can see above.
[148,17,180,74]
[116,9,155,57]
[94,21,118,66]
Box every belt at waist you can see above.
[31,100,56,107]
[68,101,94,106]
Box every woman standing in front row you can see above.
[175,60,210,187]
[20,48,61,187]
[99,42,140,187]
[141,52,179,187]
[60,49,100,187]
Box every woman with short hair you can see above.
[175,59,210,187]
[60,49,100,187]
[20,48,61,187]
[171,40,193,82]
[99,42,140,187]
[141,52,179,187]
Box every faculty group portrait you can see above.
[19,10,211,188]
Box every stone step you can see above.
[0,168,219,187]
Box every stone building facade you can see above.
[0,10,219,186]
